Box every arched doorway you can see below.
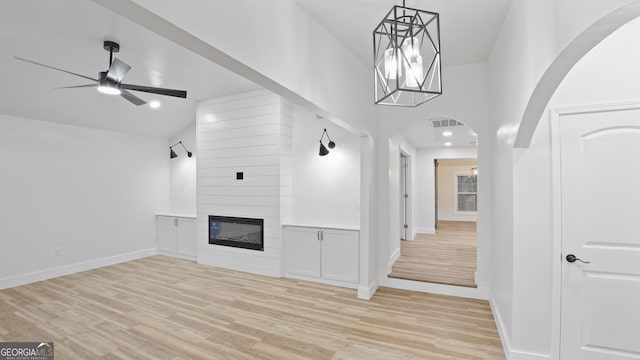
[384,117,482,290]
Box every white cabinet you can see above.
[156,215,196,260]
[283,225,359,288]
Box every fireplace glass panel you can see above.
[209,216,264,251]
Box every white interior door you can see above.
[559,108,640,360]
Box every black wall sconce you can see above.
[318,128,336,156]
[170,141,192,159]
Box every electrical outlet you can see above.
[55,247,62,256]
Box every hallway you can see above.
[389,221,477,287]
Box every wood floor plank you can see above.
[390,221,478,287]
[0,256,503,359]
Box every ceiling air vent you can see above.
[431,119,464,128]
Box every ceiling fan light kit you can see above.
[97,72,121,95]
[373,0,442,107]
[12,40,187,106]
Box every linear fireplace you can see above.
[208,215,264,251]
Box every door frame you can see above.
[434,159,439,230]
[399,150,411,240]
[549,100,640,360]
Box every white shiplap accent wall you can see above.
[196,90,291,277]
[280,99,293,226]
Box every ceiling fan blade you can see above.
[121,84,187,98]
[56,84,97,89]
[12,55,97,82]
[121,89,146,106]
[106,57,131,83]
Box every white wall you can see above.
[0,114,168,289]
[196,90,291,277]
[436,158,478,222]
[416,147,478,233]
[291,107,360,228]
[169,122,196,216]
[487,4,640,350]
[491,12,640,360]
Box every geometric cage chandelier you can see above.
[373,1,442,107]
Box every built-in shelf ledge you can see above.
[156,213,197,219]
[282,223,360,231]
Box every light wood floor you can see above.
[389,221,477,287]
[0,256,503,359]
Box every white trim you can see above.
[416,227,436,234]
[157,250,196,261]
[510,351,551,360]
[382,277,489,300]
[489,295,511,359]
[357,279,379,299]
[285,272,359,290]
[0,248,157,290]
[437,215,477,222]
[388,247,401,274]
[156,213,197,219]
[490,294,552,360]
[399,149,412,241]
[550,107,564,360]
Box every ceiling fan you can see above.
[12,40,187,106]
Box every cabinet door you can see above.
[157,216,177,254]
[284,227,322,278]
[321,229,359,283]
[176,218,197,258]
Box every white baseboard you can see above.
[382,277,489,300]
[157,250,196,261]
[0,248,157,290]
[358,279,379,300]
[489,295,512,359]
[489,294,551,360]
[437,216,477,222]
[285,272,358,290]
[388,247,401,273]
[416,227,435,235]
[510,351,551,360]
[411,228,418,240]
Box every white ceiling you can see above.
[294,0,512,67]
[0,0,259,138]
[0,1,511,139]
[399,117,477,149]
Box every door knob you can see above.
[566,254,590,264]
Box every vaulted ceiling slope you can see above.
[294,0,512,68]
[0,0,258,138]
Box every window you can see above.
[456,174,477,212]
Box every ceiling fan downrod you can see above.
[103,40,119,68]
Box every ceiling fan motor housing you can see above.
[97,71,122,95]
[98,71,119,88]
